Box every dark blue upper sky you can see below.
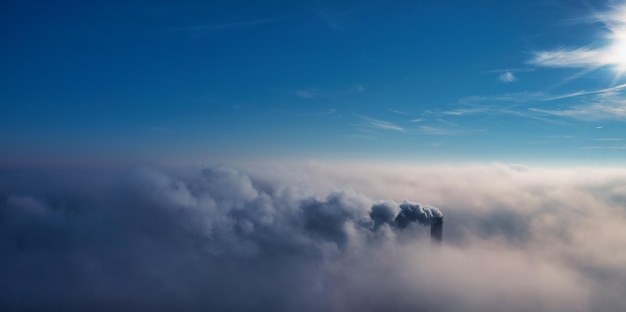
[2,0,626,167]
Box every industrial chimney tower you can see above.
[430,216,443,244]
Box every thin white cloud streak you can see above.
[419,126,450,135]
[595,138,622,141]
[363,117,405,132]
[429,83,626,122]
[546,83,626,100]
[441,107,494,116]
[422,93,548,122]
[546,66,602,91]
[456,92,547,106]
[530,47,606,68]
[530,96,626,121]
[388,108,407,115]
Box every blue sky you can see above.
[2,0,626,167]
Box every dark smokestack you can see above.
[430,216,443,244]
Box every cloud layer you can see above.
[2,162,626,311]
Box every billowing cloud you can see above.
[2,162,626,311]
[394,201,442,228]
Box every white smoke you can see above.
[369,201,443,229]
[395,201,443,228]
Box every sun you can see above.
[614,40,626,71]
[601,4,626,81]
[606,27,626,81]
[609,34,626,70]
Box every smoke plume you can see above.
[394,201,443,228]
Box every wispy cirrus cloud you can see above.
[546,83,626,100]
[529,3,626,83]
[530,47,605,68]
[530,83,626,121]
[364,117,405,132]
[420,92,546,121]
[424,81,626,123]
[530,98,626,121]
[418,126,450,135]
[456,92,547,106]
[441,107,495,116]
[388,108,407,115]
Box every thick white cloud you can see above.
[1,162,626,311]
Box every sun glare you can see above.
[614,40,626,70]
[608,29,626,73]
[604,5,626,80]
